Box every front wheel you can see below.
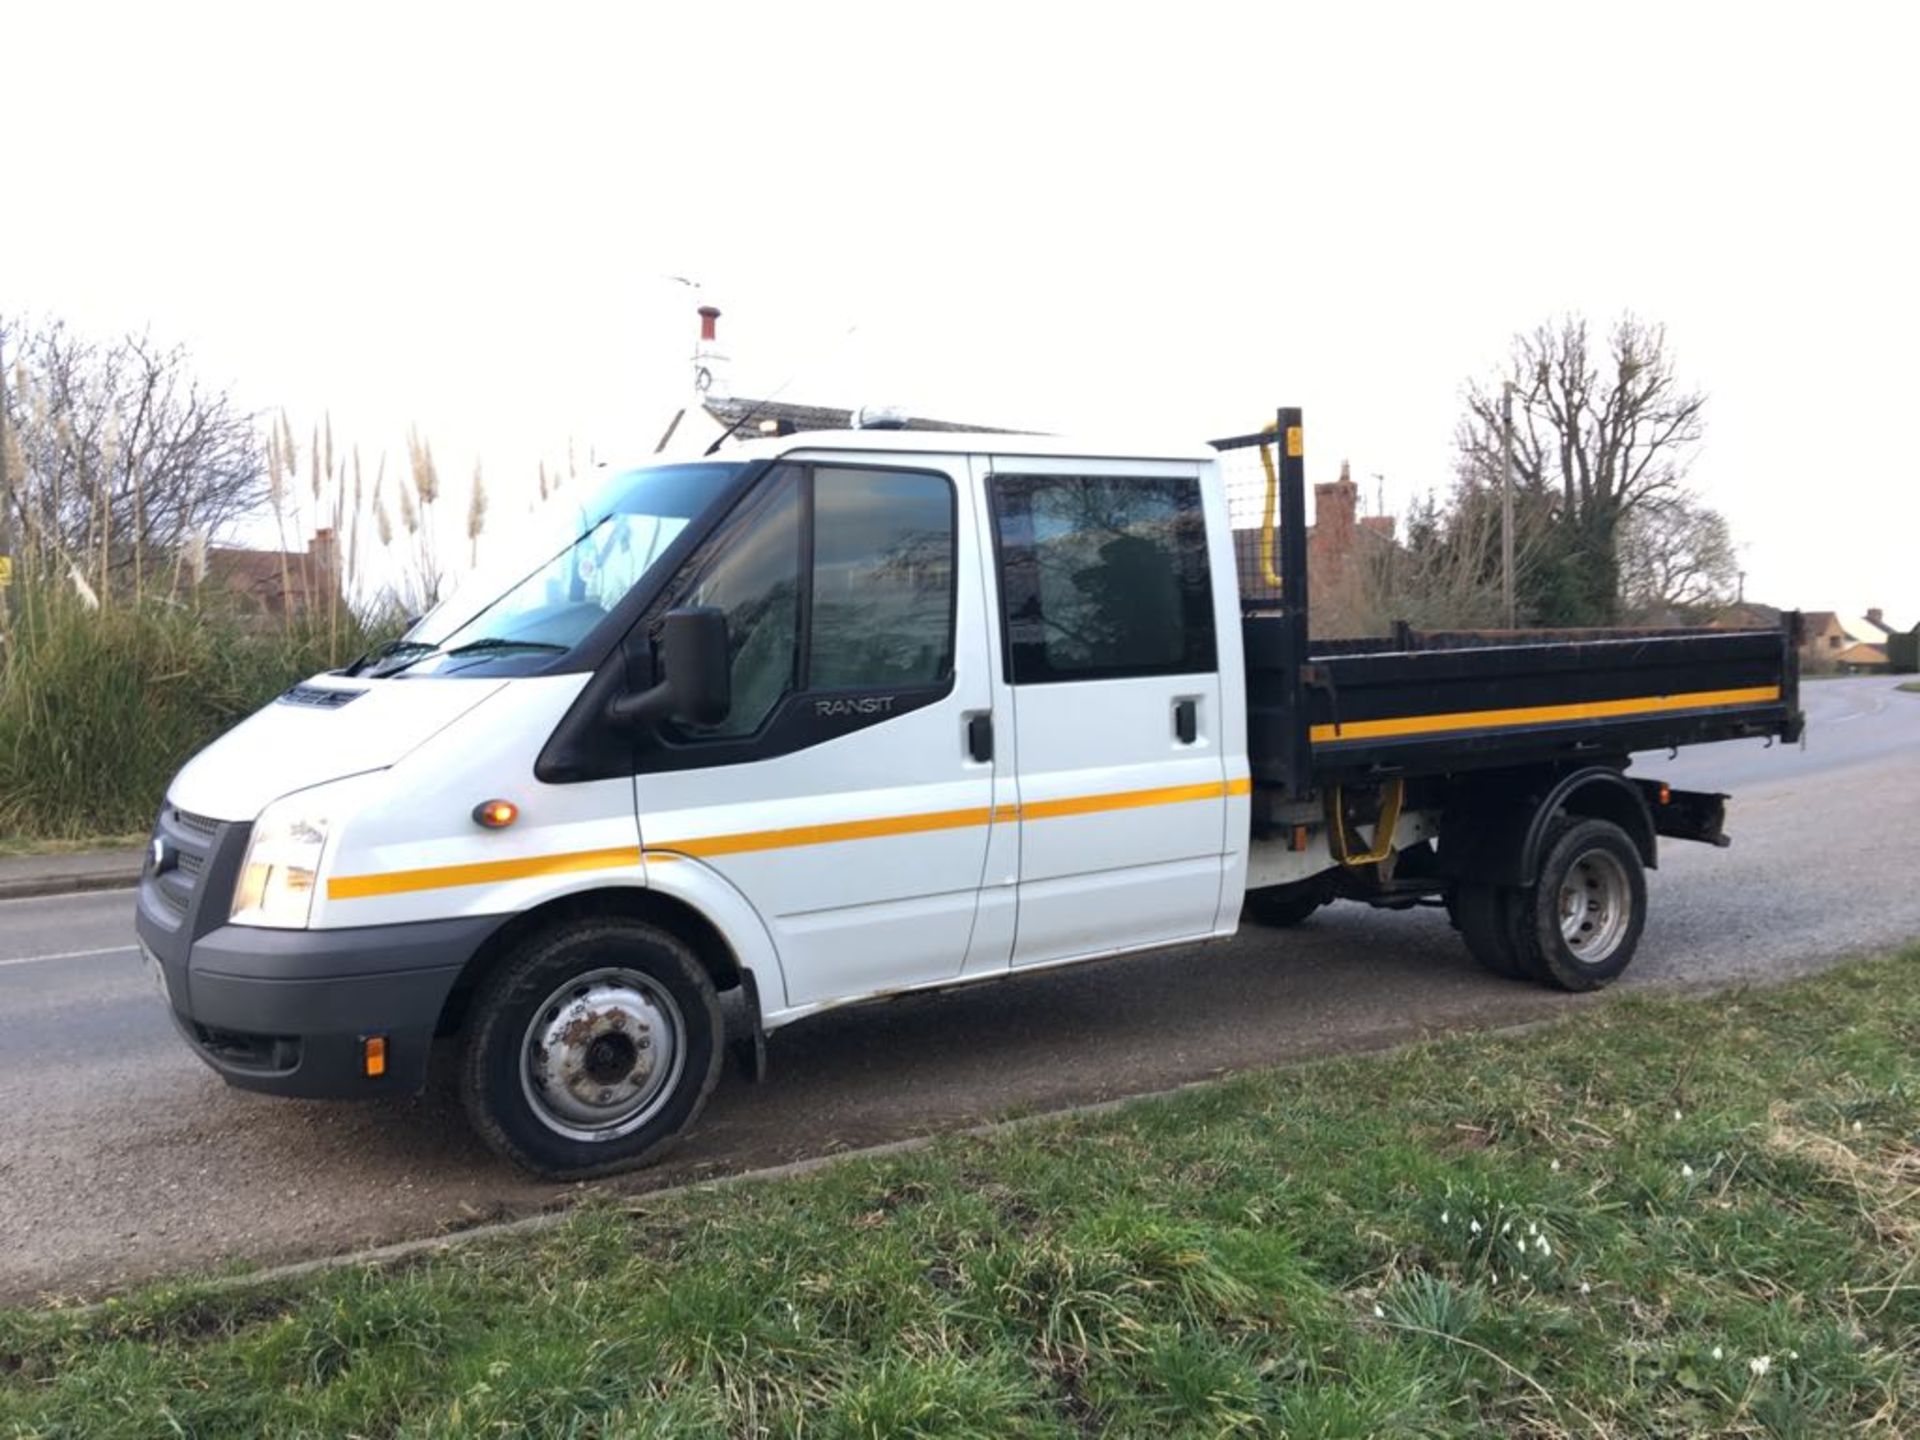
[461,917,724,1178]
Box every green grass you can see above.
[1898,680,1920,694]
[7,951,1920,1437]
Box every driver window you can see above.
[676,474,802,737]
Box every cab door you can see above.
[632,456,1008,1009]
[984,458,1231,967]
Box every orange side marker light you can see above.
[473,799,519,829]
[363,1035,388,1078]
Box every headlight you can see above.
[230,795,332,928]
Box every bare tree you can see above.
[1617,495,1738,620]
[0,316,267,599]
[1456,315,1707,623]
[1322,485,1563,638]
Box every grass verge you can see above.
[6,950,1919,1437]
[1898,680,1920,695]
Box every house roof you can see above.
[1710,602,1782,629]
[1832,641,1889,667]
[203,541,340,615]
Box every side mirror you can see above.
[608,606,732,729]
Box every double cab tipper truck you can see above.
[136,410,1803,1175]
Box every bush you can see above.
[0,588,392,839]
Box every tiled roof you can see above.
[1832,641,1889,667]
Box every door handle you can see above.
[966,712,994,763]
[1174,698,1198,745]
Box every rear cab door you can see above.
[982,452,1243,966]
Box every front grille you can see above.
[146,805,225,928]
[171,807,219,841]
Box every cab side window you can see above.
[661,464,956,744]
[991,473,1215,683]
[678,472,802,737]
[809,467,955,690]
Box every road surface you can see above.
[3,676,1916,1303]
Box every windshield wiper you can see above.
[346,638,435,677]
[440,637,570,657]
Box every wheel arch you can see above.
[436,885,754,1038]
[1442,763,1656,889]
[1535,768,1657,874]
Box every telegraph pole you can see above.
[1500,381,1516,629]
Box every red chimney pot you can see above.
[697,305,720,343]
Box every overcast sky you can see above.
[10,1,1916,618]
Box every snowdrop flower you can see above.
[1501,1220,1511,1236]
[1712,1346,1724,1361]
[1550,1159,1561,1171]
[1528,1221,1538,1237]
[1681,1163,1696,1180]
[1853,1121,1864,1134]
[1470,1219,1482,1235]
[1673,1109,1683,1121]
[1440,1210,1449,1224]
[1489,1271,1498,1285]
[1788,1350,1799,1360]
[1749,1355,1771,1377]
[1536,1234,1552,1256]
[1579,1281,1591,1295]
[1373,1303,1385,1318]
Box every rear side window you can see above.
[809,467,955,690]
[991,473,1215,683]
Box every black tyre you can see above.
[1514,818,1647,992]
[461,917,724,1178]
[1454,882,1537,981]
[1243,888,1323,928]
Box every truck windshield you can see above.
[363,461,746,678]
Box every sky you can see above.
[9,0,1917,619]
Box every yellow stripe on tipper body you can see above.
[328,777,1253,900]
[1309,685,1782,745]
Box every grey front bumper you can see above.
[135,807,501,1097]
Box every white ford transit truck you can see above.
[136,410,1802,1175]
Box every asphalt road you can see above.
[3,676,1917,1304]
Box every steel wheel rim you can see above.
[520,967,686,1142]
[1558,848,1632,964]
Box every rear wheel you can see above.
[1243,888,1323,928]
[1514,818,1647,991]
[461,917,724,1178]
[1454,882,1536,981]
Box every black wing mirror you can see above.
[608,606,732,729]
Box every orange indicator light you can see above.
[363,1035,387,1078]
[473,799,519,829]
